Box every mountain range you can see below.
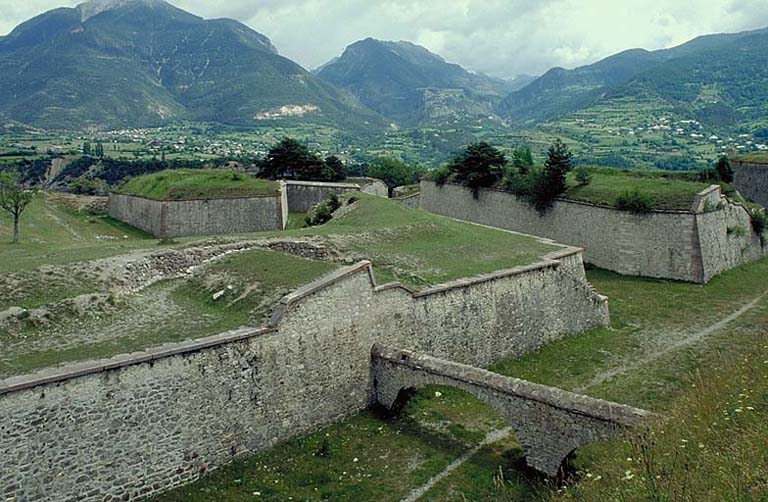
[498,27,768,129]
[1,0,767,137]
[315,38,522,127]
[0,0,380,130]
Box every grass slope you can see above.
[1,193,559,377]
[303,194,560,287]
[565,168,710,210]
[116,169,279,200]
[0,249,337,378]
[0,193,154,273]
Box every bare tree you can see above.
[0,171,36,244]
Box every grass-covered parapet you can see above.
[733,152,768,164]
[115,169,280,201]
[564,168,711,211]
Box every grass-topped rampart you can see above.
[564,168,710,211]
[733,152,768,164]
[115,169,280,201]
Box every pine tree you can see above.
[512,146,534,175]
[716,156,734,184]
[447,142,506,197]
[83,142,92,156]
[543,139,573,195]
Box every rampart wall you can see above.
[109,190,287,239]
[420,181,766,283]
[283,181,361,213]
[734,161,768,208]
[1,249,608,501]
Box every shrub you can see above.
[505,173,532,196]
[698,168,719,183]
[750,209,767,238]
[574,167,593,186]
[727,225,747,237]
[68,176,110,195]
[366,157,424,189]
[432,166,451,186]
[615,189,655,214]
[525,139,575,212]
[304,194,342,227]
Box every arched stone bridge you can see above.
[371,344,655,476]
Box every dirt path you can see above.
[574,290,768,393]
[402,292,768,501]
[43,202,83,241]
[401,428,513,502]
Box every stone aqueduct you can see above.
[371,345,654,476]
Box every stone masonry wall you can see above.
[284,181,362,213]
[734,161,768,208]
[397,193,421,209]
[0,250,608,501]
[108,192,165,237]
[109,193,286,239]
[421,181,766,283]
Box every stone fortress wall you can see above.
[420,181,767,283]
[0,247,609,501]
[733,160,768,208]
[109,188,288,239]
[284,178,388,213]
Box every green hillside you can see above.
[498,27,768,140]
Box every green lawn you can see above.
[305,194,560,287]
[116,169,280,200]
[565,168,711,210]
[0,193,155,274]
[155,256,768,501]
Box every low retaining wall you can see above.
[1,249,608,501]
[397,192,421,209]
[109,189,287,239]
[346,177,389,198]
[421,181,767,283]
[734,161,768,208]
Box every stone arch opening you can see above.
[378,383,549,484]
[371,345,653,478]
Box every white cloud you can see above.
[1,0,767,78]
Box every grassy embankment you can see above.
[565,168,711,211]
[734,152,768,164]
[115,169,280,200]
[157,257,768,501]
[0,193,154,274]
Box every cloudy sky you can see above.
[1,0,768,78]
